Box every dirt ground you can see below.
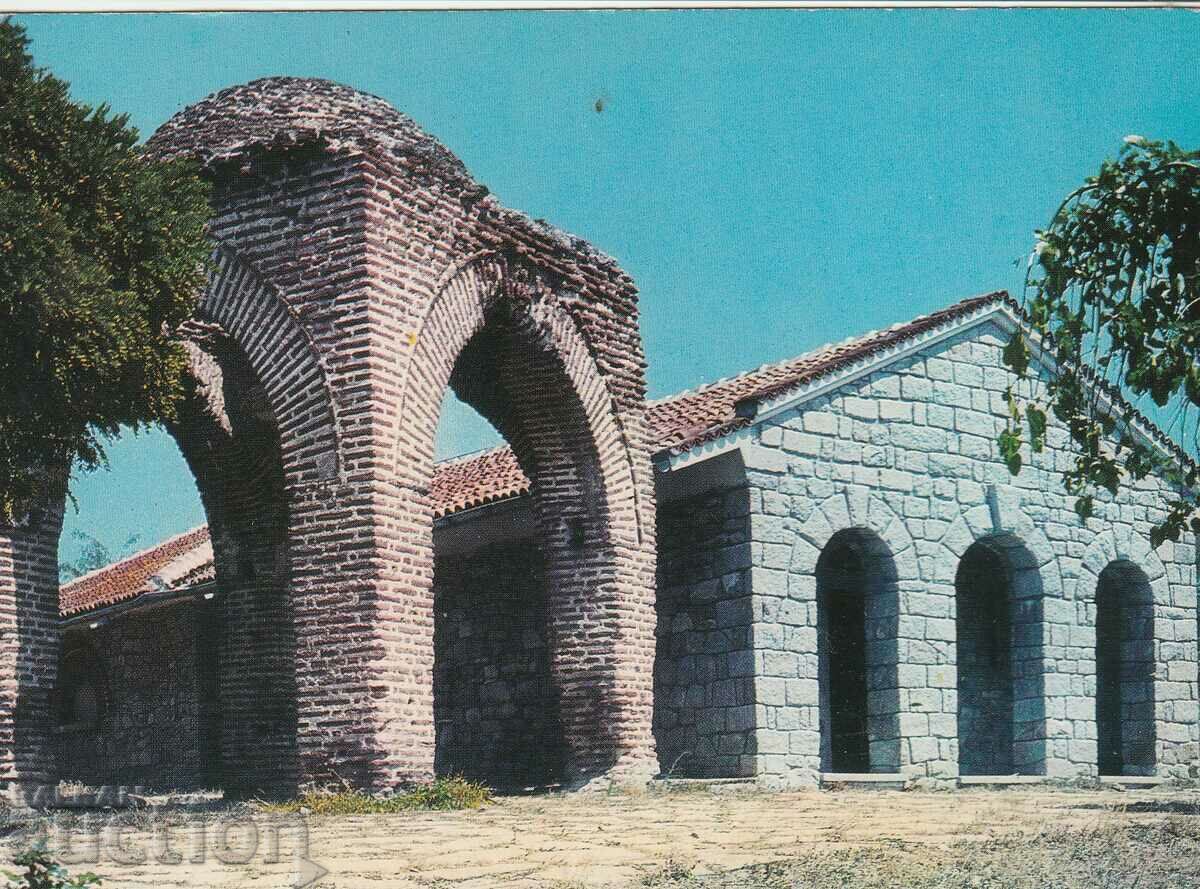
[11,785,1200,888]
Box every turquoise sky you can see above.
[19,9,1200,566]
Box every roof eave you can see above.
[658,300,1194,483]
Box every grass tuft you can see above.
[258,776,492,816]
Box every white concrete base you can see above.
[958,775,1048,785]
[820,772,908,788]
[1099,775,1165,786]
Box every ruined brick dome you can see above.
[144,76,473,185]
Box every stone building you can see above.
[1,76,1196,798]
[56,292,1200,792]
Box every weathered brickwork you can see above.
[3,80,1193,797]
[0,76,660,797]
[0,503,64,802]
[743,318,1199,786]
[155,78,658,793]
[653,482,756,779]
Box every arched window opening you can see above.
[1095,560,1157,777]
[56,644,104,729]
[955,535,1044,776]
[816,528,900,774]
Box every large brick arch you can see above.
[197,245,341,483]
[163,242,355,795]
[124,76,658,792]
[387,250,656,785]
[393,251,641,542]
[170,319,296,795]
[0,77,656,796]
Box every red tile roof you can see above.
[61,291,1013,617]
[60,527,213,617]
[430,446,530,518]
[646,291,1008,454]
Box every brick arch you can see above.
[0,75,660,797]
[386,250,656,786]
[197,245,340,483]
[160,243,353,794]
[789,491,917,775]
[392,250,641,546]
[168,328,296,795]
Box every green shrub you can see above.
[3,847,100,889]
[260,776,492,816]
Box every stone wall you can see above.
[745,319,1199,786]
[653,483,755,778]
[55,601,215,790]
[433,541,564,788]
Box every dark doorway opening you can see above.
[956,541,1015,776]
[819,541,869,771]
[1096,560,1156,776]
[816,528,899,774]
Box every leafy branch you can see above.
[0,18,211,523]
[1000,136,1200,547]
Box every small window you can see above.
[57,646,104,728]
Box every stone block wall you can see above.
[433,541,564,788]
[744,320,1199,785]
[653,484,755,778]
[55,601,215,790]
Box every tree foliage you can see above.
[0,18,210,522]
[3,846,101,889]
[1001,136,1200,547]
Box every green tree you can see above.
[0,18,210,522]
[1001,136,1200,547]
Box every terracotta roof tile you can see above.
[56,290,1020,617]
[430,446,530,518]
[60,527,213,617]
[644,291,1008,455]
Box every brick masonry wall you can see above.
[0,502,65,800]
[744,318,1199,786]
[136,77,660,791]
[55,603,214,789]
[653,484,756,779]
[54,482,751,789]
